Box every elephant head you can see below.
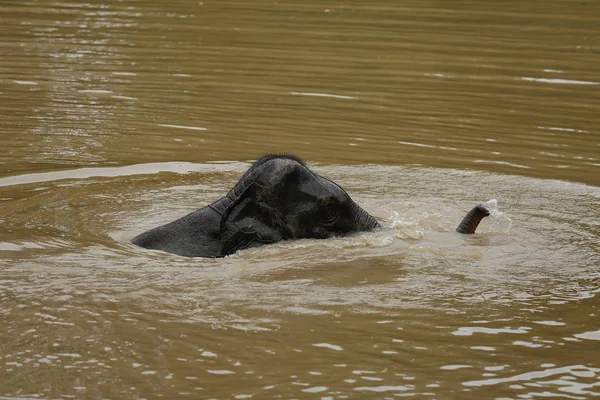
[217,155,381,256]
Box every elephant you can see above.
[131,155,488,258]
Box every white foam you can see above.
[14,80,38,85]
[207,369,235,375]
[158,124,207,131]
[440,364,472,370]
[452,326,529,336]
[313,343,343,351]
[522,77,598,85]
[302,386,328,393]
[353,385,410,392]
[574,330,600,341]
[291,91,355,99]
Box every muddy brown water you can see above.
[1,0,599,399]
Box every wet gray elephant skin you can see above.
[132,155,487,257]
[132,155,381,257]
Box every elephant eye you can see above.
[322,205,339,224]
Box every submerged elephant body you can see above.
[132,155,488,258]
[132,155,381,257]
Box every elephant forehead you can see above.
[250,158,346,202]
[268,158,295,178]
[316,175,349,200]
[257,158,308,185]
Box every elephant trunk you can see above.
[354,204,381,232]
[456,204,490,234]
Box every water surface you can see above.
[1,0,599,398]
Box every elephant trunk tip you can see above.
[354,204,381,232]
[456,204,490,234]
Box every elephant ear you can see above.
[219,182,284,256]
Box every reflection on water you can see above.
[1,0,599,184]
[1,0,599,398]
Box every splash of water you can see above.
[481,199,512,233]
[388,210,427,239]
